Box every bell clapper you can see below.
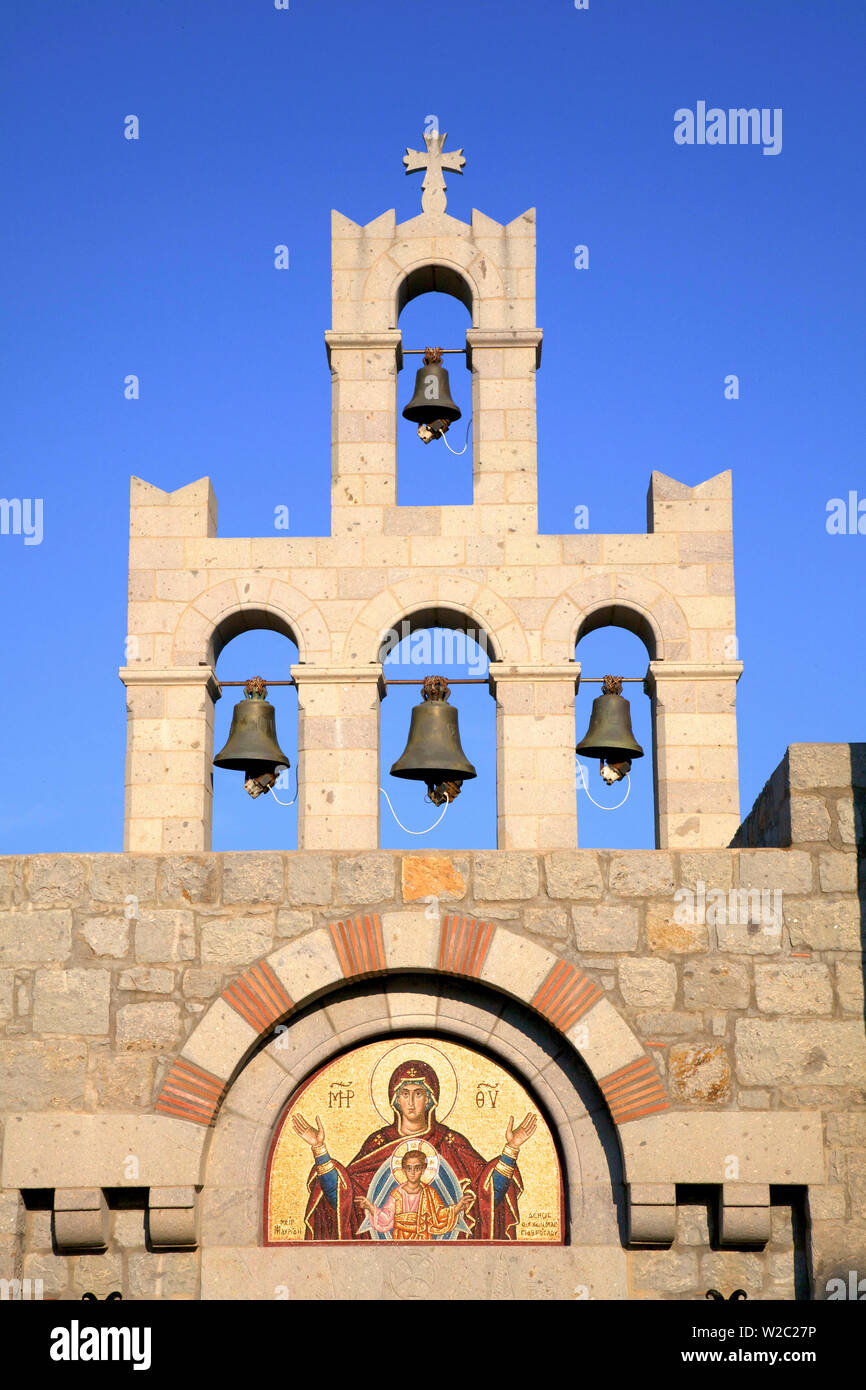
[425,778,462,806]
[600,759,631,785]
[577,759,633,811]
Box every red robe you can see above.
[303,1115,523,1241]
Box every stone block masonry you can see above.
[0,744,862,1298]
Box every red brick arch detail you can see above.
[157,917,669,1127]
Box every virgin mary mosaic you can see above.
[265,1038,563,1243]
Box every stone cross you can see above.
[403,130,465,214]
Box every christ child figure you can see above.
[355,1150,474,1241]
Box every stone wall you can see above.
[732,743,865,851]
[0,746,863,1299]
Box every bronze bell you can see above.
[213,677,291,799]
[575,675,645,765]
[402,347,461,428]
[390,675,476,806]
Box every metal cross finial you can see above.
[403,130,465,214]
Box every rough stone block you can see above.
[835,960,865,1015]
[126,1251,199,1298]
[89,1054,154,1109]
[787,744,858,790]
[0,1041,86,1110]
[736,850,813,893]
[646,903,709,953]
[808,1185,847,1221]
[754,962,833,1015]
[118,967,175,993]
[0,968,13,1022]
[285,855,334,905]
[116,1002,183,1052]
[572,905,639,952]
[80,916,130,958]
[222,853,284,903]
[135,910,196,962]
[818,851,859,893]
[631,1249,699,1293]
[33,969,111,1035]
[0,909,72,964]
[789,797,831,843]
[276,909,315,938]
[609,853,675,897]
[200,917,273,966]
[543,852,603,900]
[473,853,539,901]
[90,855,157,904]
[635,1011,700,1037]
[335,854,396,904]
[784,898,860,950]
[27,856,88,906]
[523,907,570,942]
[401,855,467,902]
[683,960,750,1010]
[678,851,734,889]
[70,1251,124,1297]
[735,1020,866,1086]
[158,856,221,905]
[619,958,677,1008]
[669,1044,731,1104]
[699,1250,765,1293]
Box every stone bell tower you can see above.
[118,130,742,854]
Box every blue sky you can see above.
[1,0,863,852]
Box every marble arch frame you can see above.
[155,915,668,1161]
[542,575,691,666]
[343,580,530,667]
[172,579,331,668]
[200,975,627,1254]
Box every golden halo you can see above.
[390,1139,440,1186]
[369,1039,458,1124]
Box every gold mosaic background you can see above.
[266,1036,563,1242]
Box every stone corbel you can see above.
[627,1183,676,1245]
[147,1186,199,1250]
[719,1183,771,1247]
[53,1188,109,1253]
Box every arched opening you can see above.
[574,621,656,849]
[378,610,497,849]
[397,285,473,505]
[197,971,627,1266]
[211,625,299,850]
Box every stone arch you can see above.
[362,246,506,331]
[396,262,475,320]
[541,574,690,664]
[172,577,331,667]
[199,975,628,1259]
[342,578,531,665]
[155,915,668,1147]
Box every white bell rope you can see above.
[379,786,448,834]
[441,416,473,455]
